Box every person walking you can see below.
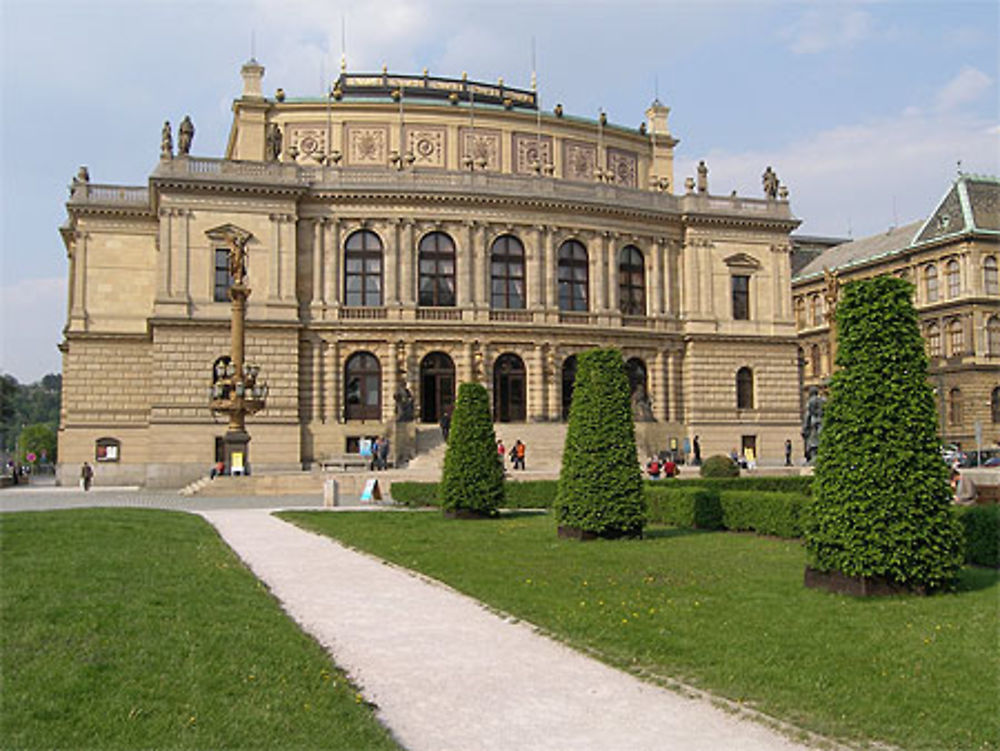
[693,435,702,465]
[80,462,93,491]
[784,439,793,467]
[513,439,526,470]
[378,435,390,470]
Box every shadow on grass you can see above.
[956,566,1000,593]
[643,526,717,541]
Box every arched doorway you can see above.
[420,352,455,423]
[561,355,578,421]
[493,353,526,422]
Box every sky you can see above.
[1,0,997,383]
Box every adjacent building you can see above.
[792,173,1000,452]
[59,60,804,486]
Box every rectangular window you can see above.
[214,249,232,302]
[732,275,750,320]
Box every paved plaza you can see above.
[2,487,831,750]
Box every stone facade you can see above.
[792,174,1000,455]
[58,61,802,486]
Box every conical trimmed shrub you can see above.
[440,381,503,517]
[556,348,645,538]
[804,276,963,590]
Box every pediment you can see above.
[724,252,761,270]
[205,223,253,244]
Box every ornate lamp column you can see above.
[210,228,268,474]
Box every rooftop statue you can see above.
[160,120,173,159]
[178,116,195,155]
[762,166,779,199]
[697,160,708,194]
[265,123,283,162]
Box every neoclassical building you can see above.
[793,173,1000,452]
[59,60,803,486]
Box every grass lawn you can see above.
[0,508,401,750]
[281,510,999,751]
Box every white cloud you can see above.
[935,65,993,112]
[781,7,873,54]
[0,277,65,383]
[677,71,999,239]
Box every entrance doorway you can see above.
[420,352,455,423]
[493,353,526,422]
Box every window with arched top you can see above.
[988,316,1000,356]
[344,351,381,421]
[925,264,939,302]
[946,259,960,299]
[794,298,805,328]
[985,256,999,295]
[558,240,589,311]
[926,322,942,358]
[810,294,822,326]
[810,344,821,377]
[344,230,384,307]
[736,367,754,409]
[947,318,964,357]
[418,231,456,307]
[948,387,962,426]
[490,235,525,309]
[618,245,645,316]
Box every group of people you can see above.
[497,439,526,471]
[646,454,679,480]
[369,436,391,470]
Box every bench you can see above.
[320,456,370,472]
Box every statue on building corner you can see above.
[70,166,90,195]
[160,121,173,159]
[178,115,195,155]
[762,166,779,199]
[696,160,708,194]
[394,383,414,422]
[801,386,824,463]
[631,383,655,422]
[265,122,283,162]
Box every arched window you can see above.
[985,256,999,295]
[344,352,381,421]
[926,322,941,358]
[558,240,588,311]
[493,353,526,422]
[810,294,822,326]
[925,264,938,302]
[947,318,964,357]
[418,231,456,307]
[618,245,645,316]
[810,344,821,377]
[947,387,962,426]
[736,367,754,409]
[794,298,806,329]
[490,235,525,309]
[992,386,1000,423]
[988,316,1000,356]
[344,230,383,307]
[946,259,960,299]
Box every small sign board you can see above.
[360,478,381,502]
[231,451,245,475]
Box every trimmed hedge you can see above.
[957,505,999,568]
[645,486,723,529]
[701,454,739,478]
[720,491,807,538]
[389,480,557,509]
[662,476,814,495]
[439,382,504,517]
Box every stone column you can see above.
[325,218,340,307]
[70,231,88,329]
[653,350,669,421]
[607,233,619,315]
[547,345,561,420]
[530,226,544,310]
[401,220,415,306]
[545,228,557,315]
[384,343,398,423]
[268,214,282,301]
[330,340,342,423]
[476,224,489,311]
[530,344,545,420]
[157,209,172,298]
[457,221,472,309]
[178,209,190,301]
[666,240,680,317]
[382,220,397,308]
[588,233,601,314]
[311,337,323,422]
[281,215,296,301]
[312,218,325,309]
[652,237,664,317]
[669,350,683,424]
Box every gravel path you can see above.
[202,508,818,751]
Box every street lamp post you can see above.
[210,229,268,475]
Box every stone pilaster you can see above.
[530,344,545,420]
[324,218,340,309]
[547,345,561,420]
[401,220,415,307]
[476,224,488,310]
[330,339,342,423]
[653,349,669,421]
[69,231,88,330]
[652,237,664,317]
[457,221,472,309]
[311,218,325,310]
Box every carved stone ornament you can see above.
[607,148,638,188]
[406,127,446,167]
[460,128,501,170]
[513,132,552,174]
[564,140,596,182]
[290,127,329,163]
[347,125,388,165]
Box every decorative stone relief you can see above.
[607,148,638,188]
[512,132,553,174]
[563,140,596,182]
[459,127,501,170]
[406,127,446,168]
[288,126,328,163]
[346,124,389,166]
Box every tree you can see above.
[555,348,645,538]
[804,276,963,591]
[17,423,57,465]
[439,381,504,517]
